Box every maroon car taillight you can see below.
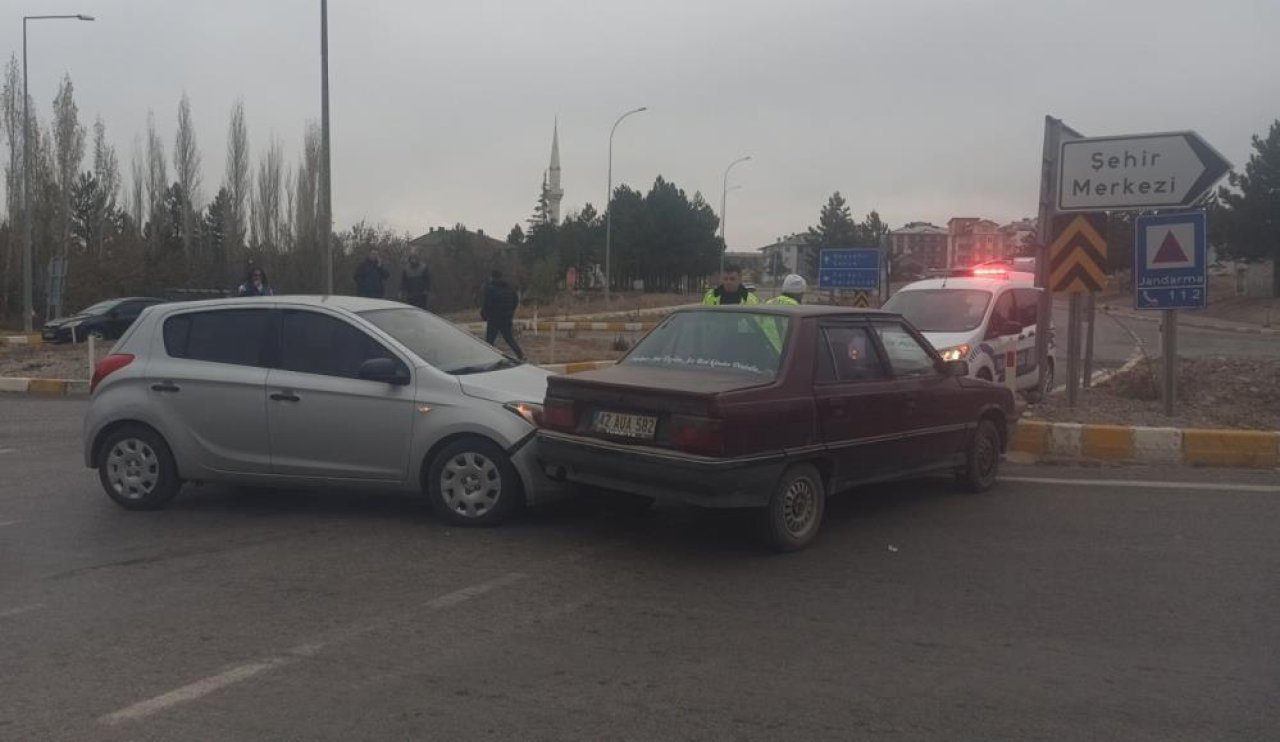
[542,398,577,432]
[91,353,135,394]
[670,415,724,457]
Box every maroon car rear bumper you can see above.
[536,430,787,508]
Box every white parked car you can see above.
[883,269,1055,399]
[84,296,563,524]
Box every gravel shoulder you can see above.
[1029,355,1280,430]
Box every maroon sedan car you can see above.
[536,305,1016,551]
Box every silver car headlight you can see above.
[504,401,544,427]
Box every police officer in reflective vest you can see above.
[761,274,806,352]
[766,274,806,306]
[703,264,760,306]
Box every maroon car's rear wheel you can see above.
[760,463,825,552]
[956,419,1001,493]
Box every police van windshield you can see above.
[883,289,993,333]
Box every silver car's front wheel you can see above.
[97,425,181,510]
[427,437,522,527]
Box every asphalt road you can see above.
[2,396,1278,741]
[1049,305,1280,373]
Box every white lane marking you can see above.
[99,571,528,726]
[0,603,46,619]
[99,658,293,725]
[1002,476,1280,494]
[0,520,19,527]
[0,448,16,455]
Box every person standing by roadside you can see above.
[238,267,274,297]
[766,274,806,306]
[702,264,760,306]
[761,274,805,352]
[481,270,524,360]
[400,252,431,310]
[353,249,389,298]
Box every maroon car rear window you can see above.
[622,311,787,380]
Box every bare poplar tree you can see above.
[129,137,145,234]
[1,56,21,226]
[223,99,250,254]
[252,136,284,251]
[173,93,202,257]
[294,121,321,256]
[90,118,120,255]
[1,56,21,318]
[145,111,168,230]
[52,75,86,265]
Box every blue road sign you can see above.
[818,249,880,291]
[1134,211,1207,310]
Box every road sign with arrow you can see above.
[1134,211,1207,310]
[1058,131,1231,212]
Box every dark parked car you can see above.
[537,305,1016,551]
[42,297,166,344]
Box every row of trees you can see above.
[507,175,723,299]
[0,60,339,324]
[796,191,889,279]
[1212,119,1280,295]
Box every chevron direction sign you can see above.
[1048,213,1108,294]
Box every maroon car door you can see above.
[812,322,903,491]
[871,320,969,473]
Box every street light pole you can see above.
[718,155,751,276]
[604,106,646,304]
[21,13,94,333]
[319,0,333,294]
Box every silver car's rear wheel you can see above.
[97,425,181,510]
[427,437,522,526]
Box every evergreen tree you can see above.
[1215,120,1280,295]
[506,224,525,245]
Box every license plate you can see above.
[593,411,657,440]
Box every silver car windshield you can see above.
[883,289,993,333]
[359,307,520,375]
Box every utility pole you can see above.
[604,106,646,304]
[320,0,333,294]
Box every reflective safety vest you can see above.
[761,295,798,351]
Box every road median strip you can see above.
[1011,419,1278,469]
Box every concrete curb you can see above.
[0,378,89,396]
[538,360,617,375]
[1012,419,1280,469]
[461,320,658,334]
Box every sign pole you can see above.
[1162,309,1177,416]
[1033,117,1060,395]
[1082,290,1096,388]
[1067,292,1082,407]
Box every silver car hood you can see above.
[457,363,552,404]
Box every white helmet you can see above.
[781,274,807,294]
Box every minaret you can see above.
[547,119,564,224]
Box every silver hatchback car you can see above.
[84,296,563,525]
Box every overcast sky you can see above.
[8,0,1279,251]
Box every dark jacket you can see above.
[481,279,519,324]
[354,259,390,298]
[401,264,431,298]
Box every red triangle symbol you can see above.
[1152,231,1189,264]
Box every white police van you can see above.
[883,266,1055,399]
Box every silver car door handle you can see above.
[270,391,300,402]
[150,382,180,393]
